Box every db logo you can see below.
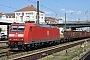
[47,31,49,35]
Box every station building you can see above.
[0,4,63,36]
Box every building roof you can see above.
[15,5,44,13]
[0,12,3,16]
[0,12,15,18]
[5,13,15,18]
[45,17,57,22]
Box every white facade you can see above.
[15,11,45,23]
[0,13,15,35]
[57,19,64,23]
[59,28,64,34]
[0,5,45,35]
[0,14,15,21]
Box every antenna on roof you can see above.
[36,1,39,24]
[31,5,34,7]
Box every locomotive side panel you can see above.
[23,24,30,44]
[28,26,35,43]
[24,23,35,44]
[51,28,60,39]
[34,26,45,40]
[51,28,56,39]
[27,26,60,43]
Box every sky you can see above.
[0,0,90,21]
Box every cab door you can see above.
[28,26,34,42]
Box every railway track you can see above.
[0,40,8,50]
[0,52,7,57]
[0,38,89,60]
[3,38,89,60]
[0,46,8,49]
[0,50,24,59]
[0,44,8,50]
[0,40,9,58]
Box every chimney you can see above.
[28,5,34,7]
[31,5,34,7]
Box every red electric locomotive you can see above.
[8,22,60,50]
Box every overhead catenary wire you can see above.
[0,0,79,20]
[54,0,80,20]
[26,0,76,20]
[54,0,88,20]
[27,0,56,12]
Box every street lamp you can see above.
[64,13,66,30]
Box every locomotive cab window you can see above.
[18,26,25,32]
[10,26,17,31]
[10,26,25,32]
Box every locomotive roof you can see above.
[35,24,56,28]
[11,23,56,28]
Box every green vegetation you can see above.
[0,28,6,32]
[52,52,60,56]
[1,56,9,60]
[0,49,10,53]
[64,48,84,60]
[45,57,52,60]
[60,34,64,38]
[0,28,2,32]
[40,47,86,60]
[2,30,6,32]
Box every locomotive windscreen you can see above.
[10,26,25,32]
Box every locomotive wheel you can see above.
[18,45,23,50]
[22,45,29,50]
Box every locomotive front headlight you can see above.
[9,39,12,40]
[20,38,24,40]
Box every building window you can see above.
[16,13,20,15]
[8,16,9,18]
[18,13,20,15]
[26,12,33,15]
[41,14,43,16]
[16,13,18,15]
[26,16,30,21]
[16,13,19,15]
[20,16,23,22]
[32,16,34,18]
[2,15,6,18]
[41,17,43,19]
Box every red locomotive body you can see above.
[8,22,60,50]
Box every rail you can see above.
[13,38,90,60]
[79,48,90,60]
